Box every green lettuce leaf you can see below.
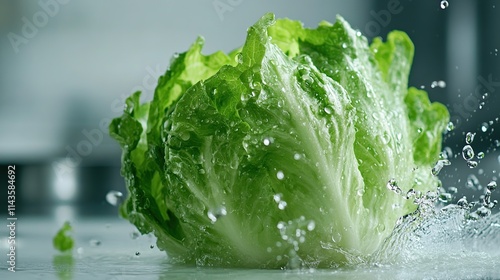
[53,221,74,253]
[110,13,449,268]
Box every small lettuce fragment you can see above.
[53,221,74,253]
[110,13,449,268]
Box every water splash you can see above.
[372,206,500,266]
[275,216,316,268]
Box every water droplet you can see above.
[386,179,402,194]
[379,132,391,144]
[396,133,402,142]
[277,221,286,230]
[448,187,458,193]
[273,193,287,210]
[495,140,500,147]
[477,152,485,159]
[130,232,140,239]
[431,159,451,176]
[443,147,453,159]
[250,81,262,92]
[405,188,416,199]
[135,251,141,256]
[301,73,314,84]
[467,160,478,168]
[462,145,475,161]
[341,43,347,49]
[466,174,480,189]
[438,192,452,203]
[431,162,443,176]
[89,239,101,247]
[457,196,469,209]
[150,245,155,249]
[143,198,151,210]
[376,223,386,233]
[391,203,401,210]
[323,107,332,114]
[263,137,272,146]
[207,206,227,223]
[307,221,316,231]
[293,153,301,160]
[357,189,365,196]
[277,171,285,180]
[481,122,489,132]
[440,0,449,9]
[487,181,497,191]
[446,122,455,131]
[106,190,123,206]
[465,132,475,144]
[179,131,190,141]
[436,80,447,88]
[476,206,491,217]
[277,200,287,210]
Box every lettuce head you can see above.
[110,13,449,268]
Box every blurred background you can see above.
[0,0,499,221]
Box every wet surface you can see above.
[0,216,499,279]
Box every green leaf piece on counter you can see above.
[53,221,74,253]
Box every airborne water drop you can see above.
[465,132,475,144]
[462,145,474,161]
[106,191,123,206]
[467,160,478,168]
[481,122,489,132]
[440,0,449,9]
